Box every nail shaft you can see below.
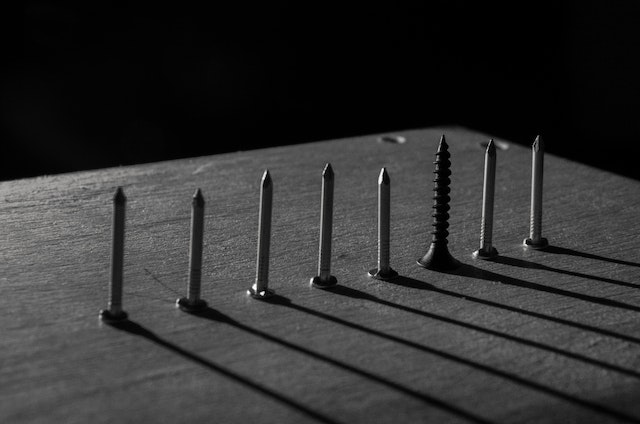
[524,135,548,249]
[100,187,128,322]
[474,140,498,259]
[177,190,208,312]
[188,190,205,301]
[311,163,338,288]
[318,164,334,281]
[369,168,397,280]
[249,170,274,298]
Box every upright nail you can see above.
[473,140,499,259]
[369,168,398,280]
[177,189,208,312]
[248,170,275,299]
[523,135,548,249]
[311,163,338,288]
[100,187,129,322]
[417,135,460,271]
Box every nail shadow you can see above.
[388,275,640,345]
[493,255,640,290]
[105,319,342,424]
[446,263,640,312]
[192,305,494,424]
[198,297,640,423]
[324,285,640,380]
[546,245,640,269]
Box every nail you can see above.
[473,140,499,259]
[248,170,275,299]
[311,163,338,289]
[100,187,129,322]
[523,135,549,249]
[177,189,208,312]
[369,168,398,280]
[417,135,460,271]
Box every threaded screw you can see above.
[417,135,460,271]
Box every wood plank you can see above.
[1,127,640,423]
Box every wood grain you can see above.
[1,127,640,423]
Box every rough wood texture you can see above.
[2,127,640,424]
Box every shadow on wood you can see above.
[545,245,640,269]
[192,304,494,424]
[105,319,342,424]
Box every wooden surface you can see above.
[2,127,640,423]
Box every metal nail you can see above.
[311,163,338,289]
[177,189,208,312]
[474,140,499,259]
[523,135,549,249]
[248,170,275,299]
[369,168,398,280]
[100,187,129,322]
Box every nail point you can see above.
[379,167,390,185]
[114,187,126,204]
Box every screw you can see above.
[473,139,499,260]
[417,135,460,271]
[177,189,208,312]
[248,170,275,299]
[369,167,398,280]
[523,135,548,249]
[100,187,129,322]
[311,163,338,289]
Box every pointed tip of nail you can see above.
[323,163,334,178]
[262,169,272,187]
[533,135,544,152]
[486,139,496,156]
[437,134,448,152]
[113,186,126,204]
[193,188,205,207]
[378,167,390,184]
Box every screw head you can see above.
[523,237,549,250]
[472,247,499,260]
[247,287,275,299]
[176,297,208,312]
[310,275,338,289]
[99,309,128,323]
[368,268,399,281]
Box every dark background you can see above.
[2,2,640,181]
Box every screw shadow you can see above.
[386,276,640,345]
[493,255,640,290]
[444,263,640,312]
[192,304,494,424]
[324,284,640,379]
[197,297,639,423]
[105,319,342,424]
[545,245,640,269]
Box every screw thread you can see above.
[430,146,452,245]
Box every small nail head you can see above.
[247,287,275,299]
[176,297,208,312]
[472,247,499,260]
[99,309,128,323]
[523,237,549,250]
[368,268,399,281]
[310,275,338,289]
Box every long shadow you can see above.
[105,319,343,424]
[325,285,640,379]
[195,301,639,423]
[192,306,494,424]
[388,276,640,345]
[546,245,640,269]
[494,255,640,290]
[446,263,640,312]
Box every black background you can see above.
[2,2,640,181]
